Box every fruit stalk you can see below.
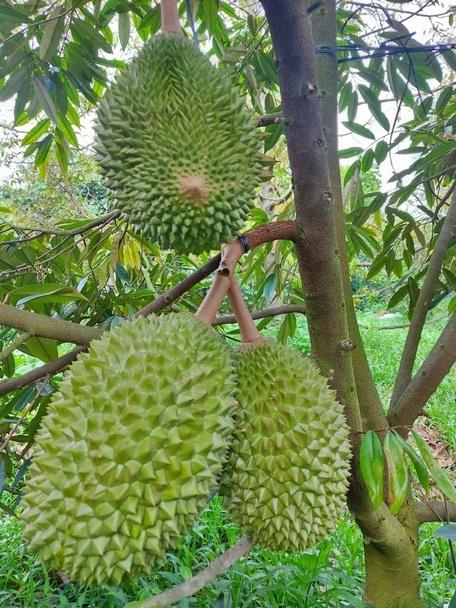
[160,0,180,34]
[227,279,264,344]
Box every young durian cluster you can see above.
[95,35,264,254]
[21,315,351,586]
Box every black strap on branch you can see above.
[237,233,250,253]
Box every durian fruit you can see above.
[221,340,351,552]
[95,35,263,254]
[21,314,234,585]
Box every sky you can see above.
[0,1,453,191]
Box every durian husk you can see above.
[21,314,235,585]
[95,34,263,254]
[221,340,351,552]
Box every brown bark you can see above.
[160,0,180,34]
[310,0,387,432]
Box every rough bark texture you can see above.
[0,303,100,345]
[260,0,361,432]
[310,0,387,431]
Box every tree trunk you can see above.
[260,1,428,606]
[364,542,424,608]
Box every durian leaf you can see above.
[359,430,384,509]
[391,431,429,493]
[412,431,456,503]
[384,431,409,514]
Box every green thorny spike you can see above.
[221,341,351,553]
[21,314,234,585]
[94,34,264,254]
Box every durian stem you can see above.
[227,280,264,344]
[195,272,231,327]
[160,0,180,34]
[132,537,253,608]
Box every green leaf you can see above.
[387,284,409,309]
[56,114,78,147]
[433,524,456,541]
[263,273,276,301]
[361,148,374,172]
[347,90,358,122]
[374,141,389,164]
[32,77,58,123]
[0,66,28,102]
[9,283,87,305]
[412,430,456,503]
[22,118,50,145]
[118,12,130,50]
[384,431,409,515]
[391,431,429,493]
[339,147,363,158]
[343,121,375,140]
[20,336,58,363]
[34,134,53,168]
[358,85,390,131]
[0,2,31,23]
[39,4,66,62]
[435,86,453,114]
[359,431,384,509]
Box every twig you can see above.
[160,0,180,33]
[131,538,253,608]
[391,186,456,406]
[213,304,306,325]
[0,332,32,362]
[0,375,50,453]
[256,113,283,127]
[0,211,120,246]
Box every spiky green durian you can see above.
[21,314,234,585]
[95,35,263,254]
[221,341,351,552]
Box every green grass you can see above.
[0,310,454,607]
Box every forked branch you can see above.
[391,186,456,406]
[388,313,456,429]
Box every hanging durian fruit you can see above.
[95,35,263,254]
[221,339,351,552]
[21,314,234,585]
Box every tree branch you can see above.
[0,304,101,346]
[415,500,456,524]
[0,222,296,396]
[391,186,456,406]
[256,113,283,127]
[388,313,456,429]
[0,211,120,246]
[213,304,306,325]
[0,332,32,362]
[130,538,253,608]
